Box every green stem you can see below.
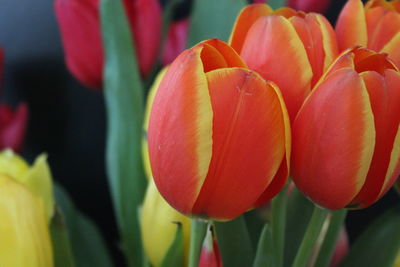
[271,186,288,267]
[188,219,208,267]
[314,209,347,267]
[291,205,329,267]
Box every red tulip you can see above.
[229,4,338,121]
[0,103,28,152]
[162,19,190,66]
[148,39,290,220]
[199,226,223,267]
[287,0,331,13]
[336,0,400,67]
[55,0,162,89]
[292,47,400,209]
[330,227,349,267]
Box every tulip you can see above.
[199,225,223,267]
[288,0,331,13]
[0,103,28,152]
[141,179,191,267]
[0,149,54,219]
[330,228,349,267]
[229,4,338,121]
[54,0,162,89]
[162,19,190,66]
[395,251,400,267]
[148,38,290,220]
[0,174,53,267]
[292,47,400,209]
[336,0,400,67]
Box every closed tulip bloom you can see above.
[0,103,28,152]
[141,179,191,267]
[0,174,53,267]
[199,225,223,267]
[0,149,54,219]
[54,0,161,89]
[292,47,400,209]
[229,4,338,120]
[148,38,290,220]
[336,0,400,67]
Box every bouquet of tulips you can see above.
[1,0,400,266]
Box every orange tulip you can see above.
[229,4,338,121]
[336,0,400,67]
[148,39,290,220]
[292,47,400,210]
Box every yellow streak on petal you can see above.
[142,68,168,180]
[314,14,339,72]
[380,123,400,196]
[357,78,376,192]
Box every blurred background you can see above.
[0,0,398,265]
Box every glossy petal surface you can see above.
[192,69,286,220]
[240,15,312,121]
[292,69,375,209]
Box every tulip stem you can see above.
[291,205,329,267]
[314,209,347,267]
[271,185,288,267]
[188,219,208,267]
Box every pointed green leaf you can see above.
[284,187,314,267]
[253,223,277,267]
[100,0,147,266]
[188,0,247,46]
[50,208,75,267]
[54,185,114,267]
[340,206,400,267]
[160,223,184,267]
[214,216,254,267]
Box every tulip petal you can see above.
[229,4,273,54]
[381,32,400,67]
[255,82,291,206]
[368,11,400,52]
[148,48,213,214]
[292,68,375,209]
[365,7,386,41]
[336,0,368,51]
[201,39,247,71]
[192,69,286,220]
[240,15,312,121]
[0,174,53,267]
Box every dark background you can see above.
[0,0,397,265]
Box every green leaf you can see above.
[267,0,286,9]
[284,187,314,267]
[54,185,114,267]
[100,0,147,266]
[253,223,277,267]
[340,205,400,267]
[214,216,254,267]
[50,208,75,267]
[188,0,247,47]
[160,223,184,267]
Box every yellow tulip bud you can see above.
[141,179,191,267]
[0,174,53,267]
[0,149,54,220]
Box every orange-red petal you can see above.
[192,69,286,220]
[240,15,312,121]
[148,48,213,214]
[336,0,368,51]
[351,69,400,207]
[229,4,273,54]
[292,68,375,209]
